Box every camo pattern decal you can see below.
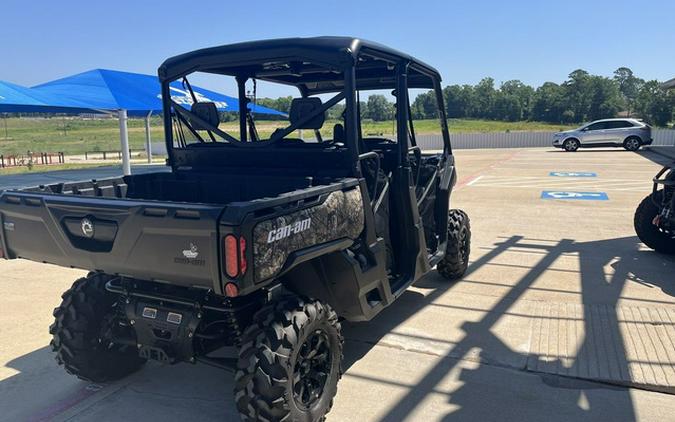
[252,188,364,281]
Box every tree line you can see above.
[254,67,674,127]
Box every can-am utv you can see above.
[634,165,675,254]
[634,79,675,254]
[0,37,470,421]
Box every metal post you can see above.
[145,111,153,163]
[344,65,361,176]
[236,77,248,143]
[118,109,131,176]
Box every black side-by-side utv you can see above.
[634,165,675,254]
[634,79,675,254]
[0,37,471,421]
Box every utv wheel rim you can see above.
[293,329,332,409]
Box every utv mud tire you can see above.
[563,138,580,152]
[235,297,343,422]
[624,136,642,152]
[50,273,146,382]
[634,192,675,254]
[437,209,471,280]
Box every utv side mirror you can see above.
[190,102,220,130]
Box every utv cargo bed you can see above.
[0,173,359,292]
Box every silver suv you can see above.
[553,118,652,152]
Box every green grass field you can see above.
[0,116,573,156]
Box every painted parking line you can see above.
[541,191,609,200]
[466,175,483,186]
[549,171,597,177]
[466,175,647,191]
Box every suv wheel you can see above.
[235,297,343,422]
[50,273,146,382]
[563,138,580,152]
[437,209,471,280]
[624,136,641,151]
[634,191,675,254]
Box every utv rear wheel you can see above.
[437,209,471,280]
[50,273,146,382]
[235,297,343,422]
[563,138,580,152]
[634,191,675,254]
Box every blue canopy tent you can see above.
[0,80,101,142]
[31,69,284,174]
[31,69,283,116]
[0,80,96,113]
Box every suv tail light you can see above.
[223,234,247,278]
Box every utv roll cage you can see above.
[157,36,452,175]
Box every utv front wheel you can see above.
[437,209,471,280]
[634,191,675,254]
[235,297,343,422]
[50,273,146,382]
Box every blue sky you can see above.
[2,0,674,98]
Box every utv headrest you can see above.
[333,123,345,143]
[190,102,219,130]
[289,98,325,130]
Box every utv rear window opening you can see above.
[169,75,347,149]
[163,52,440,153]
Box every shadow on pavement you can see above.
[366,235,674,422]
[636,149,675,167]
[2,235,673,421]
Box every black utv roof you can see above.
[159,37,441,95]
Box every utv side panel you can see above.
[283,239,391,322]
[252,188,364,281]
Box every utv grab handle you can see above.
[358,151,381,204]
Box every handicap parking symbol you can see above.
[549,171,597,177]
[541,191,608,200]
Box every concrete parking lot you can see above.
[1,147,675,421]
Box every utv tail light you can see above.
[224,235,239,278]
[223,234,248,278]
[225,282,239,298]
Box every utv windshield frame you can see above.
[158,37,452,176]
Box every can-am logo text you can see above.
[267,218,311,243]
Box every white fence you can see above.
[149,129,675,155]
[417,128,675,150]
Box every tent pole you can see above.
[118,109,131,176]
[145,111,152,163]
